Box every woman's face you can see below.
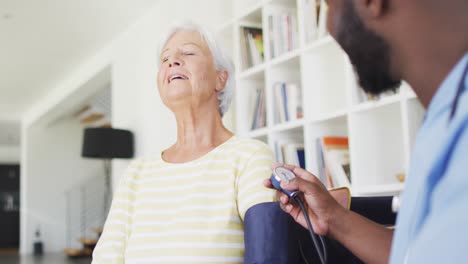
[157,31,226,113]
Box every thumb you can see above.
[280,176,316,194]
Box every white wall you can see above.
[23,118,102,253]
[0,145,20,163]
[21,0,232,253]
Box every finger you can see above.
[291,166,320,182]
[271,162,284,170]
[276,190,283,203]
[275,191,289,204]
[280,177,317,194]
[279,202,289,213]
[275,164,321,184]
[278,163,297,171]
[263,178,273,188]
[279,201,295,214]
[285,204,294,213]
[279,194,289,204]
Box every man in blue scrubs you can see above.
[265,0,468,263]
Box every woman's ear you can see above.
[215,70,228,92]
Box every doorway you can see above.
[0,164,20,253]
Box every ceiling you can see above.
[0,0,158,121]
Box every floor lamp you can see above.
[81,127,134,218]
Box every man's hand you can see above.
[264,163,346,237]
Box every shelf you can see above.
[351,93,402,114]
[236,2,263,24]
[228,0,419,197]
[402,89,417,100]
[352,183,405,196]
[401,97,426,171]
[215,19,235,34]
[349,102,405,188]
[247,126,269,138]
[304,116,349,175]
[308,109,348,124]
[399,81,417,99]
[271,118,305,133]
[265,0,297,8]
[268,49,301,68]
[301,42,348,118]
[302,36,335,54]
[238,63,266,80]
[405,92,417,100]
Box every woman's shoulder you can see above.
[125,156,165,172]
[226,136,273,156]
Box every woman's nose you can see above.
[168,56,182,68]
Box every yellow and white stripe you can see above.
[92,136,275,264]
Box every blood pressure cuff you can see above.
[244,202,302,264]
[244,202,363,264]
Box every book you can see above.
[274,140,305,168]
[273,82,286,123]
[301,0,318,43]
[317,0,328,38]
[316,137,327,184]
[325,149,351,187]
[316,137,351,188]
[281,83,289,121]
[266,6,298,58]
[273,82,303,123]
[286,83,303,120]
[250,88,266,130]
[241,27,264,68]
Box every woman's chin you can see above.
[165,85,191,98]
[163,93,192,110]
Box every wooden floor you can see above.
[0,253,91,264]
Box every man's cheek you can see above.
[326,8,339,38]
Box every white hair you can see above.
[158,22,235,117]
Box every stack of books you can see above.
[316,136,351,188]
[274,140,305,168]
[301,0,328,44]
[267,8,298,58]
[273,82,303,124]
[241,27,264,69]
[250,88,266,130]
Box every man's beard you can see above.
[336,1,401,95]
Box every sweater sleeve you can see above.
[91,160,140,264]
[236,143,276,221]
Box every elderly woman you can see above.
[92,23,276,263]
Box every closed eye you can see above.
[183,52,195,56]
[162,57,168,63]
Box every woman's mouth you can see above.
[167,73,188,83]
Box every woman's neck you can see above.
[163,105,233,162]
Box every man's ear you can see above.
[216,70,228,92]
[356,0,386,18]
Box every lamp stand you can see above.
[103,159,112,219]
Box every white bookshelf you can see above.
[216,0,425,196]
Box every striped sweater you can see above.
[92,136,276,264]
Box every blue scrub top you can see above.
[390,53,468,263]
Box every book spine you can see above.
[281,82,289,121]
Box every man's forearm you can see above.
[329,208,394,264]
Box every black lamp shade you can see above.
[82,128,134,159]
